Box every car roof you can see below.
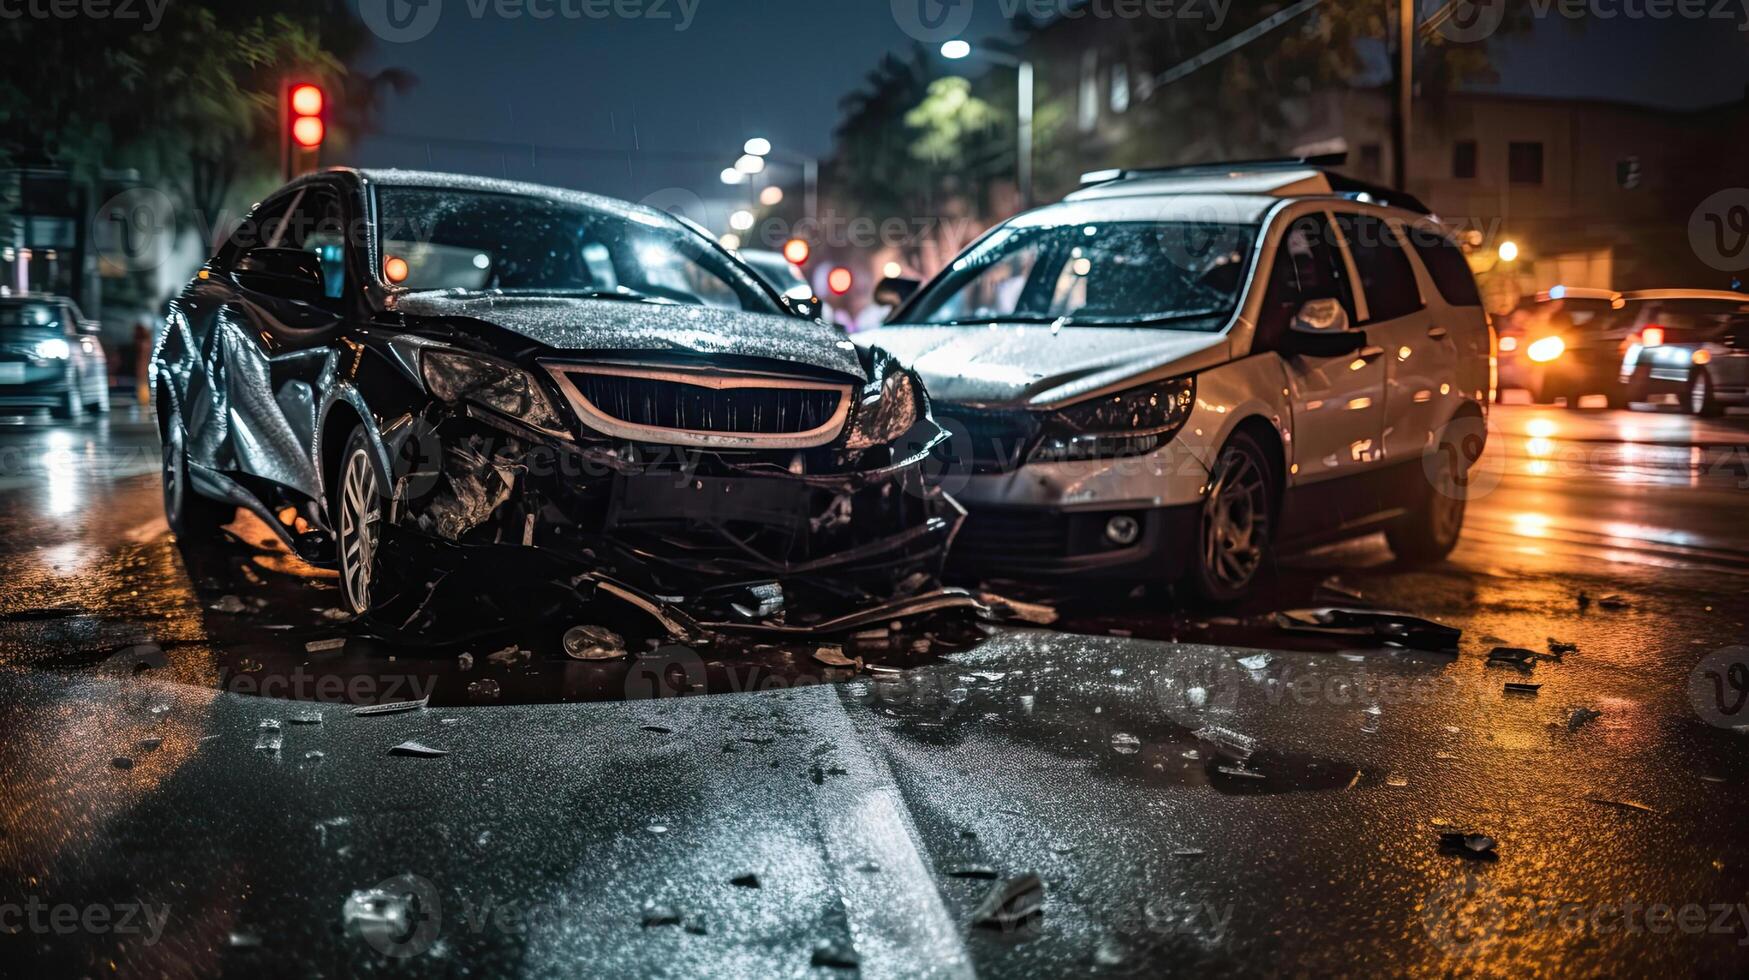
[1621,288,1749,303]
[329,168,679,230]
[1007,192,1284,228]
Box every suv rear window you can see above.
[1401,225,1482,308]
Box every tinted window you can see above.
[1255,214,1355,352]
[1402,225,1483,308]
[1337,214,1422,323]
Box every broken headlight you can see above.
[421,350,563,431]
[1029,376,1195,464]
[843,368,922,449]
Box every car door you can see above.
[210,181,354,503]
[1333,211,1450,462]
[1257,211,1386,494]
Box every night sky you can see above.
[349,0,1749,208]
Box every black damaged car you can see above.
[153,169,962,636]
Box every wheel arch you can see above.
[1227,413,1287,523]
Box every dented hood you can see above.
[393,292,865,379]
[857,324,1230,407]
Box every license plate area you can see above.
[607,474,813,530]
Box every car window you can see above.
[1255,213,1355,352]
[215,194,298,269]
[1336,214,1423,323]
[1401,223,1482,307]
[898,220,1258,329]
[291,189,351,301]
[0,302,65,333]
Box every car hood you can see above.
[857,324,1230,407]
[393,292,863,379]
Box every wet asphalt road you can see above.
[2,399,1749,976]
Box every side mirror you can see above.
[873,275,922,309]
[778,286,822,320]
[233,247,325,304]
[1286,298,1365,355]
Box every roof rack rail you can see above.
[1078,153,1350,186]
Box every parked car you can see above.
[1617,289,1749,416]
[153,169,960,630]
[859,158,1491,601]
[0,293,110,419]
[1495,286,1640,407]
[736,248,828,321]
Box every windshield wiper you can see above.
[493,287,680,305]
[1060,309,1225,327]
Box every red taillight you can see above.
[827,267,853,296]
[1640,326,1664,348]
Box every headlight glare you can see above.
[1526,336,1565,363]
[1029,377,1195,464]
[34,338,71,360]
[421,350,562,430]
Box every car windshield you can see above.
[896,220,1258,328]
[0,303,62,331]
[374,186,779,313]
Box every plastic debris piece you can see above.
[320,608,351,621]
[1171,848,1204,857]
[487,646,530,667]
[640,901,682,929]
[1110,732,1141,754]
[136,736,162,752]
[1504,682,1541,696]
[227,930,262,948]
[977,592,1058,625]
[642,725,673,734]
[947,865,999,880]
[1567,707,1602,731]
[729,873,760,889]
[563,624,626,661]
[1548,638,1579,656]
[1587,797,1656,814]
[1194,725,1258,765]
[388,741,448,758]
[1093,935,1129,967]
[305,750,325,761]
[210,595,248,614]
[112,756,133,769]
[254,732,283,753]
[813,645,857,668]
[1314,576,1365,603]
[1438,832,1498,860]
[352,697,429,717]
[305,638,346,653]
[288,712,323,725]
[1597,594,1630,611]
[1486,647,1538,670]
[1386,775,1409,787]
[467,679,500,701]
[457,652,475,671]
[1236,652,1273,670]
[344,884,425,948]
[971,874,1045,930]
[1275,607,1460,652]
[1216,765,1266,780]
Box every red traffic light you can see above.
[292,116,325,148]
[827,267,853,296]
[290,83,324,117]
[782,238,811,265]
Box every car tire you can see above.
[52,376,82,421]
[1386,440,1467,564]
[161,419,234,545]
[87,382,111,415]
[1688,369,1723,418]
[334,425,388,617]
[1182,430,1276,604]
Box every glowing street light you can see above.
[938,39,1033,207]
[744,137,772,156]
[729,210,755,232]
[734,153,765,175]
[1498,240,1521,263]
[759,186,784,207]
[720,167,746,185]
[940,39,971,60]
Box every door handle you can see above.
[1427,326,1449,339]
[1357,345,1386,361]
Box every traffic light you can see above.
[283,81,327,179]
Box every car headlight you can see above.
[1525,336,1565,363]
[34,338,71,360]
[1029,377,1195,464]
[843,368,922,450]
[421,350,563,430]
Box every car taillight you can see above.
[1641,325,1664,348]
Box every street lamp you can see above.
[939,40,1034,209]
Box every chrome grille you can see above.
[544,363,853,449]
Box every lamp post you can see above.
[721,138,819,219]
[941,40,1034,210]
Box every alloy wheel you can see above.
[338,445,383,616]
[1201,445,1270,592]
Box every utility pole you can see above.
[1393,0,1414,191]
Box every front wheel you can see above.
[1689,369,1723,418]
[1182,430,1276,603]
[334,426,388,617]
[1386,441,1467,564]
[51,378,82,421]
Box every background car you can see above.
[737,248,829,322]
[860,158,1491,601]
[0,294,110,420]
[1495,286,1640,408]
[153,169,958,631]
[1617,288,1749,416]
